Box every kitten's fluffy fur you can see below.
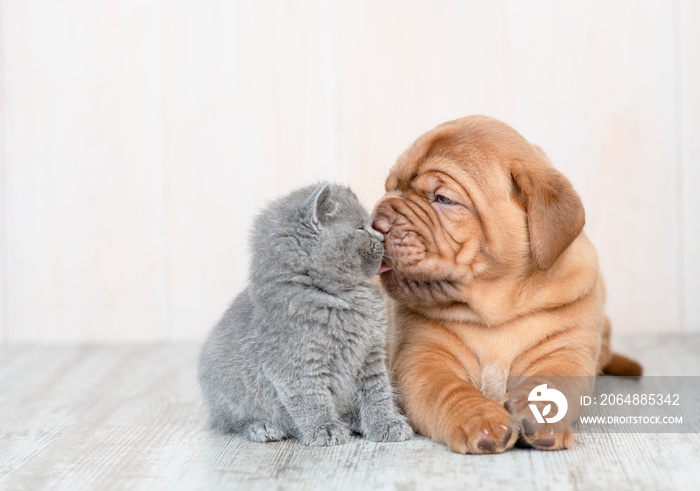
[198,183,412,445]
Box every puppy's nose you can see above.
[372,217,391,235]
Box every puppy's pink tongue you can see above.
[378,261,392,274]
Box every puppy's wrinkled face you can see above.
[372,116,584,310]
[373,164,499,307]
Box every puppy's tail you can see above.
[602,353,643,377]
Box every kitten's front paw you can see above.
[364,417,414,443]
[245,421,288,443]
[302,422,352,446]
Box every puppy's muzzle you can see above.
[372,217,391,235]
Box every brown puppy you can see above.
[372,115,641,454]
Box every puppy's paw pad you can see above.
[518,417,574,451]
[446,405,517,454]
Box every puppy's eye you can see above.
[435,195,455,205]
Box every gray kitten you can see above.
[198,182,413,445]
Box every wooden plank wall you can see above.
[0,0,5,343]
[681,0,700,336]
[1,0,698,343]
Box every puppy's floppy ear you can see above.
[303,182,335,229]
[511,154,585,270]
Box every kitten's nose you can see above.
[372,217,391,235]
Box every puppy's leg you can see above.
[394,338,517,454]
[507,329,598,450]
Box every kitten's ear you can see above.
[304,182,335,229]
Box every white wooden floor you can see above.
[1,335,698,491]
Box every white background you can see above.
[1,0,698,343]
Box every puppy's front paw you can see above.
[302,422,351,446]
[505,393,574,450]
[364,417,413,442]
[517,417,574,450]
[445,402,517,454]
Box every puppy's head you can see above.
[372,115,585,310]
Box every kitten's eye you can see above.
[357,225,365,231]
[435,195,455,205]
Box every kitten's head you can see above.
[250,183,385,287]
